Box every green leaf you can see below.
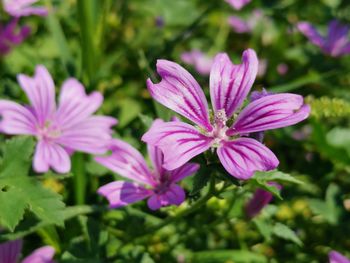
[118,99,142,128]
[0,137,65,231]
[190,168,210,196]
[253,218,274,241]
[308,184,340,225]
[191,250,267,263]
[272,223,303,246]
[254,170,304,185]
[0,136,35,177]
[139,114,154,130]
[327,128,350,156]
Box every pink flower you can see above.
[228,10,263,34]
[0,65,117,173]
[0,239,55,263]
[329,251,350,263]
[3,0,48,17]
[96,135,199,210]
[181,50,214,76]
[142,49,310,180]
[245,182,282,218]
[225,0,251,10]
[0,18,31,56]
[297,20,350,57]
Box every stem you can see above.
[72,153,86,205]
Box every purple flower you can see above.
[228,10,263,34]
[3,0,48,17]
[245,182,282,218]
[180,50,214,76]
[0,65,117,173]
[297,20,350,57]
[0,239,55,263]
[96,134,199,210]
[329,251,350,263]
[0,18,31,56]
[225,0,251,10]
[142,49,310,180]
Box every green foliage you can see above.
[191,250,268,263]
[272,223,303,247]
[306,96,350,120]
[308,184,341,225]
[0,137,65,231]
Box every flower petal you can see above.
[225,0,251,10]
[169,163,200,183]
[228,16,251,33]
[329,251,350,263]
[17,65,56,126]
[57,116,117,154]
[142,121,213,170]
[94,139,155,186]
[22,246,55,263]
[210,50,258,118]
[34,141,71,174]
[4,0,48,17]
[217,138,279,180]
[0,100,36,135]
[147,144,165,179]
[245,182,282,218]
[56,78,103,129]
[0,239,22,263]
[297,22,324,47]
[229,93,310,135]
[98,181,152,208]
[147,184,185,210]
[147,59,212,131]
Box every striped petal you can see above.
[147,184,185,210]
[94,139,155,186]
[169,163,200,183]
[229,93,310,135]
[329,251,350,263]
[56,79,103,129]
[210,50,258,119]
[0,100,36,135]
[217,138,279,180]
[17,65,56,126]
[147,59,212,131]
[33,141,71,173]
[98,181,152,209]
[142,121,213,170]
[0,239,22,263]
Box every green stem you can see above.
[72,153,86,205]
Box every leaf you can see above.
[191,250,267,263]
[118,98,142,128]
[139,114,154,130]
[308,184,340,225]
[272,223,303,246]
[190,167,210,196]
[0,136,35,177]
[254,170,304,185]
[0,137,65,231]
[327,128,350,156]
[253,218,274,241]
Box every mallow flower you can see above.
[225,0,251,10]
[2,0,48,17]
[329,251,350,263]
[228,10,263,34]
[0,65,117,173]
[96,135,199,210]
[297,20,350,57]
[0,239,55,263]
[142,49,310,180]
[181,50,214,76]
[0,18,30,56]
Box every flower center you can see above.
[153,174,171,194]
[36,121,61,141]
[209,109,229,147]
